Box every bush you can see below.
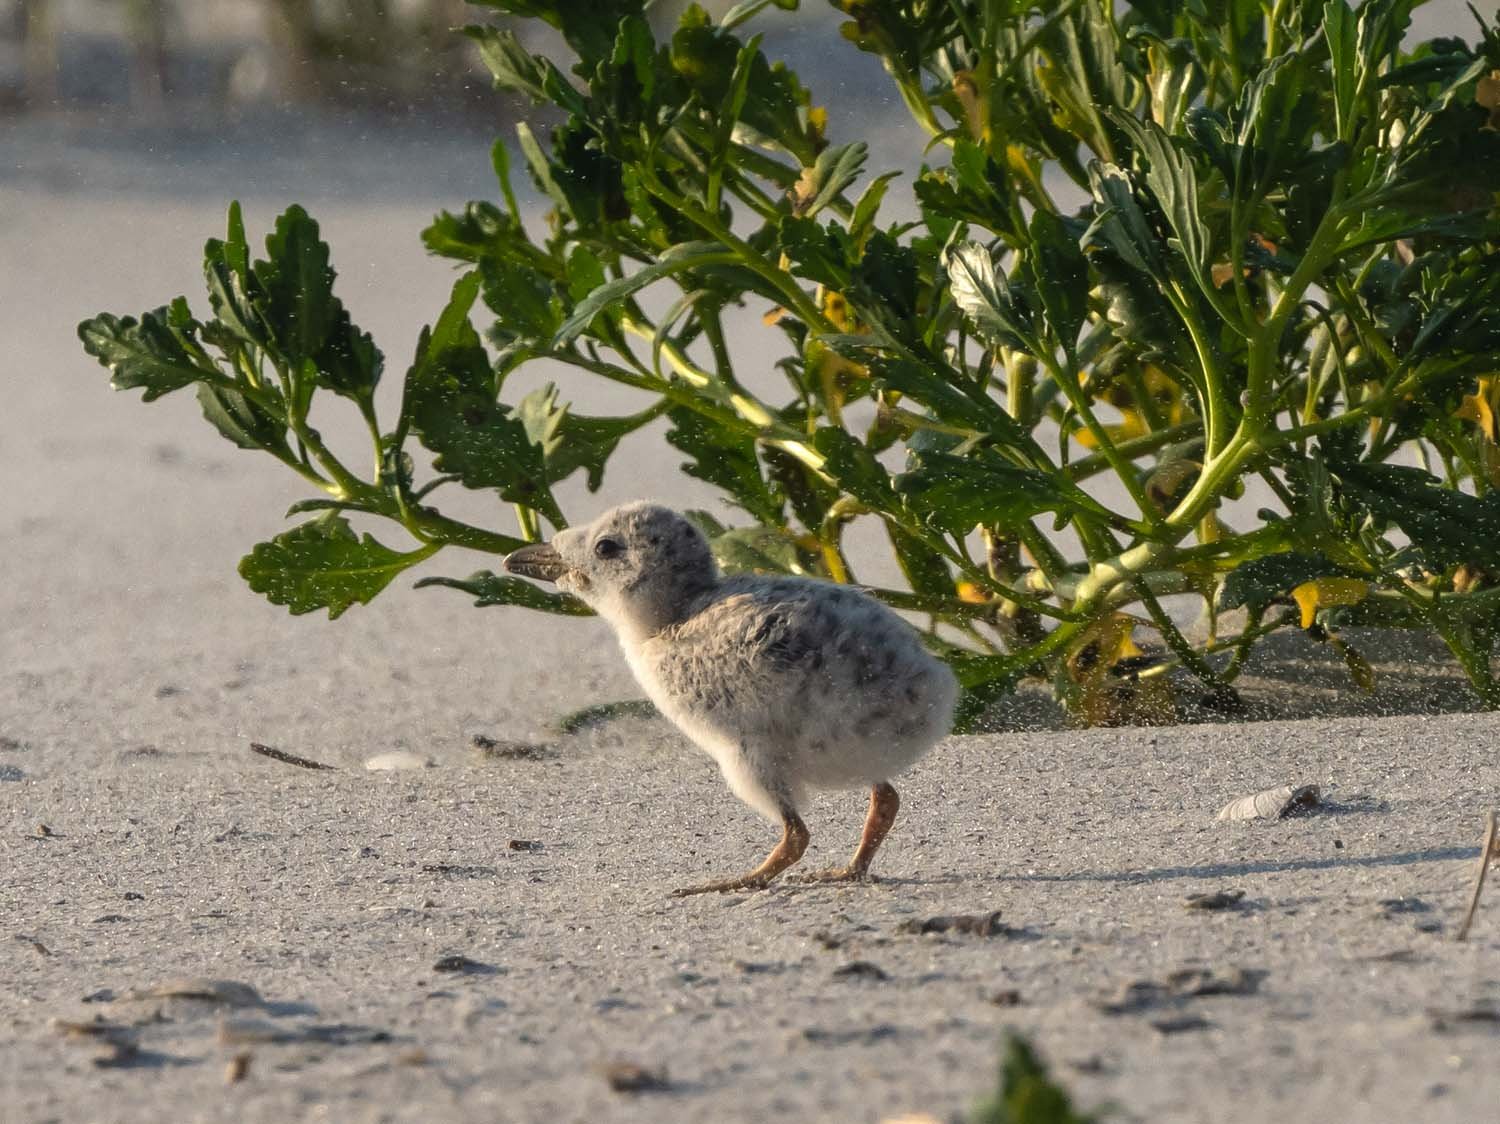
[80,0,1500,727]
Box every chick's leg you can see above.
[791,783,900,884]
[670,811,810,897]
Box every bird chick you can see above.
[505,502,957,896]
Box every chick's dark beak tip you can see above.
[503,543,569,583]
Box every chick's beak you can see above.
[503,542,570,583]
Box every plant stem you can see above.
[1036,350,1162,530]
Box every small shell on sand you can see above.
[365,752,433,771]
[1216,784,1320,822]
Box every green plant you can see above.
[80,0,1500,726]
[971,1033,1100,1124]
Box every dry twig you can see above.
[1455,809,1498,942]
[248,742,335,771]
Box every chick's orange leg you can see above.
[791,783,900,884]
[670,812,810,897]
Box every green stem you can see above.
[1063,420,1203,482]
[1036,350,1162,530]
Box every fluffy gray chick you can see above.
[504,502,958,896]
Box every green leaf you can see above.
[887,522,953,600]
[491,138,521,224]
[1333,462,1500,572]
[467,0,643,63]
[915,141,1017,240]
[1085,163,1161,275]
[719,0,795,31]
[812,427,897,508]
[252,205,338,370]
[479,257,561,342]
[315,308,384,402]
[78,308,217,401]
[709,35,761,194]
[779,216,857,288]
[1229,52,1319,198]
[515,121,571,214]
[666,407,782,524]
[1217,551,1345,613]
[203,201,262,348]
[1026,210,1089,351]
[553,242,734,345]
[464,25,550,102]
[195,383,290,454]
[413,571,592,615]
[1144,36,1202,134]
[1110,113,1210,280]
[1323,0,1358,143]
[971,1032,1098,1124]
[946,241,1036,352]
[515,383,659,491]
[401,273,554,514]
[897,452,1108,535]
[670,7,815,164]
[793,142,868,219]
[705,524,810,575]
[865,355,1033,450]
[849,171,900,246]
[238,516,430,619]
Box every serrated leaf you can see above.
[238,516,429,619]
[1323,0,1358,142]
[665,406,782,524]
[811,427,896,508]
[1334,462,1500,571]
[196,382,289,453]
[864,355,1032,449]
[78,308,217,401]
[792,142,868,218]
[479,257,561,342]
[315,307,384,401]
[887,522,953,600]
[670,11,815,164]
[849,171,899,246]
[1026,210,1089,351]
[414,571,591,615]
[1229,52,1319,197]
[465,25,549,102]
[251,205,338,369]
[779,216,856,288]
[896,452,1107,535]
[467,0,640,63]
[946,241,1036,352]
[401,273,554,514]
[1110,114,1210,279]
[515,383,658,491]
[203,201,262,347]
[1085,163,1161,275]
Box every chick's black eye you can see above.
[594,537,623,560]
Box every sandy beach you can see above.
[3,104,1500,1122]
